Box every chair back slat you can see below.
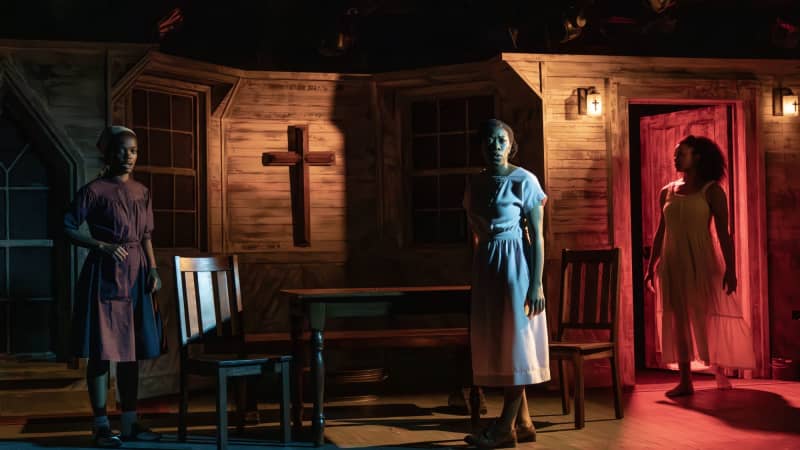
[232,255,244,317]
[175,267,189,346]
[567,262,584,324]
[196,271,217,335]
[607,256,620,343]
[174,255,244,346]
[599,259,613,325]
[558,248,621,342]
[184,272,200,339]
[583,262,600,324]
[215,270,232,336]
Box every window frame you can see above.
[401,86,500,248]
[126,77,208,252]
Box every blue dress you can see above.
[463,167,550,386]
[64,177,164,362]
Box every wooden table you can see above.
[281,285,480,446]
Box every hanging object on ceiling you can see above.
[771,17,800,49]
[508,27,520,49]
[158,8,184,40]
[319,7,359,57]
[646,0,677,15]
[560,0,593,43]
[561,15,586,43]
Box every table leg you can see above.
[309,303,326,447]
[310,329,325,446]
[290,313,304,434]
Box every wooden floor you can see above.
[1,372,799,449]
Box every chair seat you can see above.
[188,353,291,368]
[186,354,292,375]
[550,341,613,352]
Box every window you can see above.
[409,95,494,244]
[0,109,55,355]
[131,87,201,249]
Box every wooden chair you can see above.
[174,255,292,450]
[549,248,624,429]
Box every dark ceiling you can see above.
[2,0,799,72]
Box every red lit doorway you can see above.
[628,100,762,375]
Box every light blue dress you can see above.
[463,167,550,386]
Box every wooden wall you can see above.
[0,40,152,181]
[109,54,377,395]
[121,52,800,392]
[222,73,373,334]
[505,53,800,383]
[762,90,800,363]
[18,44,795,398]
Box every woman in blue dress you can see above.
[463,119,549,448]
[64,126,164,448]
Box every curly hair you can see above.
[679,135,726,183]
[479,118,519,161]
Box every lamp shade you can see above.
[783,94,799,116]
[587,92,602,116]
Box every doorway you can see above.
[630,102,747,373]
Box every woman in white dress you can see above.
[645,135,755,397]
[463,119,550,448]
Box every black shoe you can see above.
[121,422,161,441]
[465,423,517,449]
[93,426,122,448]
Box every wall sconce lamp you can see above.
[578,87,602,116]
[773,87,799,116]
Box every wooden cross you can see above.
[262,125,336,247]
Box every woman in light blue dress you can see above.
[463,119,549,448]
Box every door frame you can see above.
[609,78,770,378]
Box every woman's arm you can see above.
[142,238,157,270]
[645,187,668,290]
[64,228,128,262]
[64,186,128,262]
[707,183,737,294]
[141,187,161,293]
[142,238,161,293]
[525,203,546,316]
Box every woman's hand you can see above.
[98,242,128,263]
[147,268,162,294]
[645,269,656,293]
[525,285,546,318]
[723,268,737,295]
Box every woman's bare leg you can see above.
[465,386,523,447]
[712,364,732,389]
[666,361,694,397]
[516,388,532,428]
[495,386,524,432]
[667,308,695,397]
